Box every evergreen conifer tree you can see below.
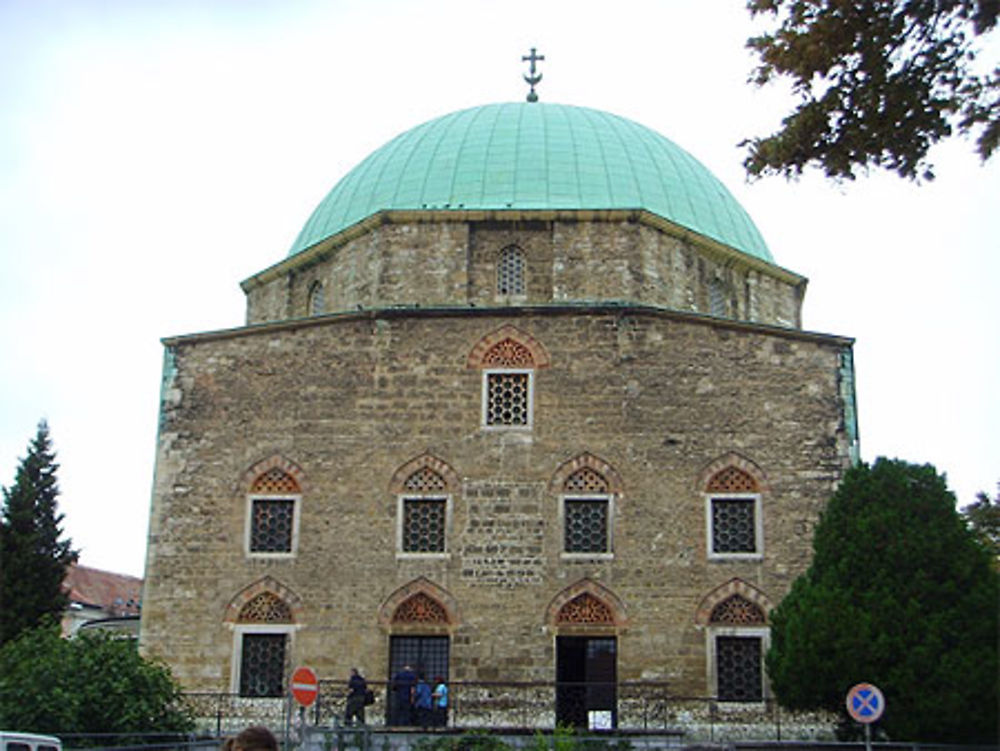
[0,421,78,645]
[766,458,999,742]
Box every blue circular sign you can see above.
[846,683,885,723]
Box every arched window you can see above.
[398,467,450,555]
[704,464,763,560]
[697,579,772,704]
[562,467,613,556]
[468,326,549,431]
[496,245,526,297]
[308,281,326,316]
[246,465,302,557]
[228,583,298,698]
[709,594,767,702]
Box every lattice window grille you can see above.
[404,467,448,492]
[564,467,609,493]
[710,595,765,625]
[716,636,763,702]
[238,592,293,624]
[497,246,526,296]
[483,340,535,368]
[711,498,757,553]
[485,371,530,426]
[402,498,447,553]
[557,593,614,625]
[393,593,449,624]
[564,498,609,553]
[240,633,286,697]
[706,466,758,493]
[251,468,301,494]
[250,499,295,553]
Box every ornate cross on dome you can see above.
[522,47,545,102]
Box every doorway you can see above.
[387,636,449,724]
[555,636,617,729]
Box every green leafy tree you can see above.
[0,421,78,645]
[743,0,999,180]
[0,623,193,736]
[766,458,998,742]
[962,484,1000,557]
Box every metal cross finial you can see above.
[521,47,545,102]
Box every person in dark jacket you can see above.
[390,664,417,725]
[344,667,368,726]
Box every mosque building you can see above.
[139,55,858,728]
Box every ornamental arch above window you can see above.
[702,458,765,560]
[225,578,301,699]
[551,453,624,558]
[244,460,304,558]
[697,580,772,704]
[467,325,550,431]
[390,455,458,558]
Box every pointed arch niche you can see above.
[696,578,773,703]
[698,453,767,561]
[546,578,627,635]
[390,454,459,557]
[240,455,307,558]
[378,577,459,635]
[467,325,550,430]
[224,577,302,698]
[551,453,624,557]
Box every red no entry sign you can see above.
[290,666,318,707]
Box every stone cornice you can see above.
[162,300,853,349]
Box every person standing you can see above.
[414,673,433,728]
[431,676,448,727]
[390,664,417,725]
[344,667,368,726]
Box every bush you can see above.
[0,623,193,736]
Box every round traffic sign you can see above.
[846,682,885,723]
[291,666,319,707]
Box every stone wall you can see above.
[141,304,852,698]
[241,215,804,328]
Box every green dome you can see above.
[289,102,772,262]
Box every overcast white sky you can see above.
[1,0,997,578]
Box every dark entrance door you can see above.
[388,636,449,724]
[555,636,617,729]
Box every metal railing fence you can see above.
[182,681,838,741]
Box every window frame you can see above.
[396,493,452,559]
[704,492,763,561]
[560,493,614,559]
[230,624,295,697]
[706,626,769,704]
[245,494,301,559]
[481,368,534,430]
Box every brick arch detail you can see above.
[466,325,551,370]
[549,452,624,496]
[378,577,460,633]
[240,454,308,494]
[696,452,768,493]
[388,453,461,494]
[223,576,303,624]
[545,578,628,632]
[694,578,773,626]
